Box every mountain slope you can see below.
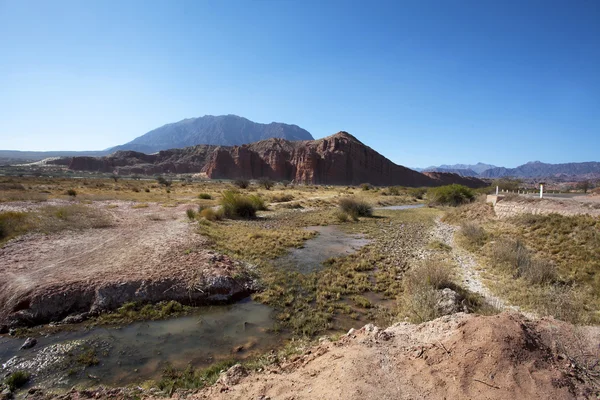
[108,115,314,153]
[65,132,487,187]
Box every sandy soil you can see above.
[0,201,253,327]
[192,313,599,400]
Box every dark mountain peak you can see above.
[108,115,314,154]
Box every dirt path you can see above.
[428,217,519,312]
[0,201,254,328]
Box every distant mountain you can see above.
[415,162,497,177]
[108,115,314,154]
[62,132,487,187]
[0,150,107,164]
[480,161,600,180]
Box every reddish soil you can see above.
[194,313,599,400]
[0,201,254,328]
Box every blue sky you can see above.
[1,0,598,168]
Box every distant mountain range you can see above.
[0,115,313,164]
[418,161,600,181]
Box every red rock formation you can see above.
[67,132,487,187]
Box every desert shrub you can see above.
[257,177,274,190]
[220,190,258,219]
[198,193,212,200]
[5,370,30,391]
[360,183,373,191]
[270,193,294,203]
[157,176,172,187]
[460,222,487,248]
[520,258,557,285]
[0,211,28,241]
[280,180,290,187]
[400,259,456,323]
[339,198,373,219]
[132,187,140,193]
[334,210,349,222]
[490,238,556,284]
[233,178,250,189]
[144,188,150,193]
[199,207,222,221]
[386,186,401,196]
[408,187,427,199]
[249,194,267,211]
[186,208,197,220]
[535,286,585,323]
[428,184,474,206]
[65,189,77,197]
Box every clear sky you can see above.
[1,0,598,168]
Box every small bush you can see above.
[257,177,274,190]
[280,180,290,187]
[220,190,257,219]
[428,184,474,206]
[404,259,454,292]
[66,189,77,197]
[249,194,267,211]
[144,188,150,193]
[200,208,222,221]
[408,187,427,199]
[5,370,30,391]
[270,193,294,203]
[339,198,373,219]
[460,222,487,248]
[360,183,373,191]
[334,210,349,222]
[186,208,197,220]
[233,178,250,189]
[0,211,28,241]
[490,239,556,284]
[157,176,172,187]
[198,193,212,200]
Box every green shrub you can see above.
[339,198,373,219]
[408,187,427,199]
[66,189,77,197]
[249,194,267,211]
[280,180,290,187]
[186,208,197,220]
[5,370,30,391]
[157,176,172,187]
[428,184,474,206]
[360,183,373,191]
[233,178,250,189]
[198,193,212,200]
[490,238,556,284]
[220,190,258,219]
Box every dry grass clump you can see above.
[220,190,261,219]
[0,205,113,244]
[442,201,495,224]
[459,222,487,249]
[338,197,373,220]
[198,193,212,200]
[399,259,455,323]
[490,238,557,285]
[270,193,294,203]
[199,207,223,221]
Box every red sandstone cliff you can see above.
[66,132,486,187]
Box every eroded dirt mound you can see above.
[0,201,256,329]
[193,313,599,400]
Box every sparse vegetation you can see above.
[199,207,223,221]
[338,197,373,220]
[459,222,487,249]
[257,177,274,190]
[157,176,172,187]
[66,189,77,197]
[4,370,30,391]
[428,184,474,206]
[233,178,250,189]
[94,301,191,325]
[186,208,197,220]
[270,193,294,203]
[220,190,259,219]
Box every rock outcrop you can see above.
[66,132,487,187]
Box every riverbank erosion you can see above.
[24,312,600,399]
[0,202,257,329]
